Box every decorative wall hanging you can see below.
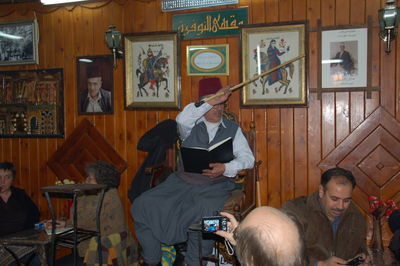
[311,17,379,99]
[124,31,180,109]
[77,55,114,115]
[172,7,248,39]
[0,68,64,138]
[321,27,368,89]
[186,44,229,76]
[0,20,39,66]
[240,21,308,107]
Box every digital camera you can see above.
[201,216,228,233]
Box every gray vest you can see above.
[177,117,239,184]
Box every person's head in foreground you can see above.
[84,160,120,188]
[319,167,356,222]
[216,206,307,266]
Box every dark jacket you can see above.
[281,192,367,265]
[79,88,112,113]
[128,119,178,202]
[0,186,40,236]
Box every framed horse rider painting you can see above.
[124,31,181,109]
[77,55,114,115]
[240,21,308,107]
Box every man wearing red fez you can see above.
[78,66,112,113]
[132,77,255,266]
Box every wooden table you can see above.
[0,229,50,265]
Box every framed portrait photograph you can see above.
[77,55,114,115]
[0,20,39,66]
[124,31,180,109]
[187,44,229,76]
[0,68,64,138]
[240,21,307,107]
[321,27,368,89]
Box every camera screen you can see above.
[202,218,221,233]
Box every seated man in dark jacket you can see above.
[389,210,400,262]
[281,167,370,266]
[0,161,41,266]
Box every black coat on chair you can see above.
[128,119,178,203]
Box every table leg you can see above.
[36,244,48,266]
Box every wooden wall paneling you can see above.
[397,31,400,121]
[379,38,396,115]
[293,0,307,20]
[226,37,240,113]
[321,93,335,157]
[306,0,322,190]
[350,0,367,131]
[293,108,308,197]
[291,0,308,198]
[279,0,292,21]
[266,108,281,207]
[265,0,278,23]
[251,0,265,24]
[280,108,295,204]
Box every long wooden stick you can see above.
[198,54,305,105]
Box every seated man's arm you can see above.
[222,128,254,177]
[176,102,212,140]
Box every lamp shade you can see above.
[105,25,122,51]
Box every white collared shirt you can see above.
[176,102,255,177]
[86,91,103,112]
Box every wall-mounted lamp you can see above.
[378,0,400,54]
[105,25,123,68]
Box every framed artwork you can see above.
[77,55,114,115]
[0,20,39,66]
[124,31,180,109]
[0,68,64,138]
[321,27,368,89]
[240,21,307,107]
[187,44,229,76]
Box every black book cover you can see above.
[180,137,233,174]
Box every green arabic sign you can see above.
[172,7,248,39]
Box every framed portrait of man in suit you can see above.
[76,55,114,115]
[321,27,368,89]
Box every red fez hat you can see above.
[87,66,102,79]
[198,77,222,98]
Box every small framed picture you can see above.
[321,27,368,89]
[0,20,39,66]
[186,44,229,76]
[124,31,180,109]
[240,21,308,107]
[76,55,114,115]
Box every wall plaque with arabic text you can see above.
[172,8,248,40]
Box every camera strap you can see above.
[225,239,235,256]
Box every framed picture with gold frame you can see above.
[186,44,229,76]
[124,31,180,109]
[240,21,308,107]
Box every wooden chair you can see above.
[143,112,261,264]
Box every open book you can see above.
[180,137,234,174]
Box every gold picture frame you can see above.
[186,44,229,76]
[124,31,180,109]
[240,21,308,107]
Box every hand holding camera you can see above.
[211,212,238,246]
